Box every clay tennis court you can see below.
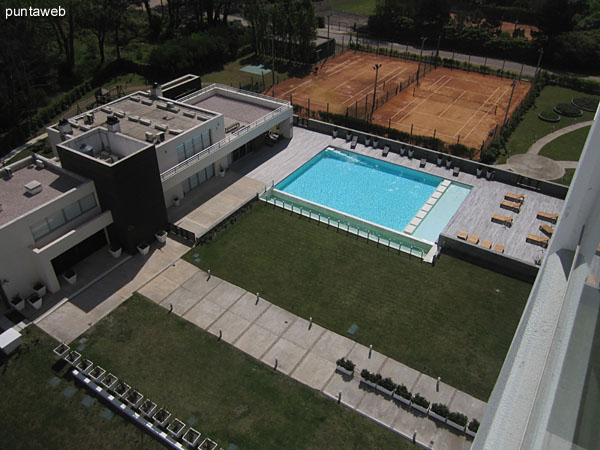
[371,67,531,150]
[271,50,422,115]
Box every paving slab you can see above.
[36,302,92,344]
[356,387,401,427]
[234,324,279,360]
[290,352,336,391]
[261,338,308,375]
[310,330,356,364]
[228,292,271,323]
[323,373,367,409]
[202,281,246,310]
[378,358,422,392]
[392,406,441,448]
[411,373,456,408]
[181,271,222,299]
[207,311,251,344]
[161,286,203,316]
[281,318,326,349]
[183,298,227,330]
[138,275,179,304]
[160,260,199,286]
[449,389,487,422]
[346,344,387,374]
[254,304,297,336]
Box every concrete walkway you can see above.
[140,259,484,450]
[526,121,593,155]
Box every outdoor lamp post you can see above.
[370,63,382,120]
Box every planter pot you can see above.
[109,247,122,258]
[11,296,25,312]
[33,283,46,297]
[125,390,144,409]
[53,343,70,358]
[101,373,118,391]
[373,138,379,148]
[335,365,354,377]
[466,428,477,438]
[412,403,429,414]
[174,198,181,207]
[376,385,395,397]
[437,157,443,166]
[153,408,171,428]
[113,381,131,399]
[447,419,466,432]
[155,231,168,244]
[332,129,338,138]
[137,243,149,255]
[199,438,218,450]
[400,146,406,156]
[365,137,371,146]
[167,418,186,439]
[76,358,94,375]
[27,293,43,310]
[218,169,226,178]
[64,350,81,366]
[428,409,448,423]
[360,377,378,389]
[139,399,157,417]
[89,366,106,383]
[63,270,77,285]
[393,392,411,405]
[476,167,483,178]
[182,428,202,448]
[408,149,414,159]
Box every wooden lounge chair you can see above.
[351,135,358,149]
[457,231,468,240]
[382,145,390,157]
[420,158,426,168]
[481,239,492,249]
[505,193,525,203]
[491,213,513,227]
[500,200,521,213]
[526,233,549,248]
[537,211,559,224]
[467,234,480,245]
[540,224,554,237]
[493,243,505,253]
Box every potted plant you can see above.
[365,135,371,146]
[393,384,412,405]
[89,365,106,383]
[137,242,149,255]
[437,155,443,166]
[33,282,46,297]
[332,127,338,138]
[155,230,168,244]
[411,393,430,414]
[335,357,355,377]
[63,269,77,285]
[376,377,396,397]
[466,418,480,437]
[76,358,94,375]
[373,137,379,148]
[113,381,131,399]
[126,389,144,409]
[408,148,414,159]
[53,343,70,358]
[218,166,226,177]
[360,369,381,389]
[101,373,118,390]
[400,145,406,156]
[10,295,25,311]
[139,398,157,417]
[182,428,201,448]
[109,244,122,258]
[476,167,483,178]
[65,350,81,366]
[447,411,468,432]
[429,402,450,422]
[167,418,186,438]
[27,292,43,310]
[153,407,171,427]
[173,196,181,207]
[199,438,218,450]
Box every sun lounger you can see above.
[453,166,460,176]
[526,233,549,248]
[491,213,513,227]
[382,145,390,157]
[457,231,468,240]
[539,224,554,236]
[493,243,505,253]
[537,211,559,224]
[467,234,480,245]
[481,239,492,249]
[420,158,426,168]
[505,193,525,203]
[500,200,521,213]
[351,135,358,148]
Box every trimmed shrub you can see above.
[572,97,599,112]
[336,357,355,372]
[448,411,468,426]
[378,377,396,391]
[394,384,412,400]
[431,403,450,418]
[538,110,560,122]
[412,393,429,409]
[468,418,480,433]
[553,103,582,117]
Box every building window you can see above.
[79,194,97,212]
[181,164,215,197]
[29,194,98,241]
[47,210,66,231]
[30,220,50,241]
[64,202,82,221]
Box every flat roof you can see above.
[53,92,218,144]
[0,161,82,228]
[185,93,275,127]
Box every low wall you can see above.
[298,116,569,200]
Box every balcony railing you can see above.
[178,83,289,107]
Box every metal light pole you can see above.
[417,37,427,86]
[370,64,382,120]
[535,48,544,78]
[503,79,517,128]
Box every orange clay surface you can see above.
[372,68,530,150]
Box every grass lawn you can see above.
[328,0,377,15]
[0,326,164,450]
[183,203,532,401]
[498,86,599,164]
[78,294,414,449]
[552,168,576,186]
[538,126,591,161]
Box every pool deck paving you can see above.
[140,258,481,450]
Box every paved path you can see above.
[526,121,593,155]
[140,259,483,450]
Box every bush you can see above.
[430,403,450,418]
[538,110,560,122]
[412,393,429,409]
[360,369,382,384]
[553,103,582,117]
[468,418,480,433]
[572,97,599,112]
[378,377,396,391]
[394,384,412,400]
[236,44,253,59]
[448,411,468,426]
[336,357,355,371]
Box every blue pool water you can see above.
[276,148,442,232]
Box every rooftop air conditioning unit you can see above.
[78,143,94,155]
[84,113,94,125]
[157,131,165,142]
[4,167,13,178]
[35,159,45,169]
[25,180,42,195]
[145,131,155,142]
[150,82,162,98]
[106,115,121,133]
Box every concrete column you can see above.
[279,117,293,139]
[33,254,60,293]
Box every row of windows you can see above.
[177,129,212,163]
[182,164,215,195]
[30,194,97,241]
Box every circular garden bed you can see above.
[572,97,599,112]
[554,103,582,117]
[538,110,560,122]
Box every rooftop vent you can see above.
[58,118,72,135]
[145,131,155,143]
[114,110,126,118]
[130,96,140,102]
[150,82,163,98]
[106,115,121,133]
[139,117,151,126]
[100,106,112,114]
[84,113,94,125]
[25,180,42,196]
[128,115,140,122]
[183,111,196,119]
[157,131,165,142]
[35,159,45,169]
[4,167,13,178]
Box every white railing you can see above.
[178,83,289,107]
[160,104,290,181]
